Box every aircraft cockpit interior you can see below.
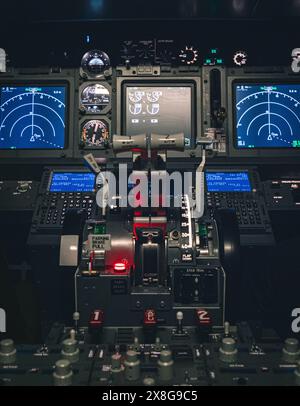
[0,0,300,389]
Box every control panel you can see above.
[205,169,274,245]
[1,323,300,387]
[264,178,300,211]
[31,169,99,232]
[0,180,39,211]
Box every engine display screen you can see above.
[49,172,95,192]
[125,85,193,147]
[206,171,252,192]
[0,84,67,149]
[234,83,300,149]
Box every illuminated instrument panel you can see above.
[0,85,67,149]
[206,172,252,193]
[0,61,299,159]
[234,83,300,149]
[1,44,300,389]
[125,85,193,147]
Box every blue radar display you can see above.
[234,83,300,149]
[0,85,67,149]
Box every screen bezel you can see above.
[116,74,202,158]
[233,80,300,150]
[0,75,74,159]
[122,81,196,148]
[227,72,300,158]
[48,171,96,193]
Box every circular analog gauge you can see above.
[80,84,111,114]
[81,119,109,148]
[81,50,110,77]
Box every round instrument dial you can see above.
[179,46,199,65]
[233,51,248,67]
[81,119,109,148]
[80,83,111,114]
[81,50,110,77]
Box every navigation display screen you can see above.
[234,83,300,149]
[206,171,252,192]
[0,84,67,149]
[49,172,95,192]
[125,85,193,147]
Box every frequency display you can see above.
[234,83,300,149]
[49,172,96,192]
[125,85,193,147]
[0,85,67,149]
[206,172,252,192]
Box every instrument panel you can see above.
[0,49,300,160]
[79,83,111,114]
[234,83,300,149]
[0,84,67,150]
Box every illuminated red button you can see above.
[113,259,128,272]
[144,309,157,325]
[195,309,212,325]
[89,310,104,327]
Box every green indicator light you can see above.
[292,140,300,148]
[94,224,106,234]
[205,59,212,64]
[199,224,208,237]
[211,49,217,54]
[216,59,223,64]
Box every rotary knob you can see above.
[282,338,300,363]
[158,350,174,381]
[219,337,238,363]
[124,350,140,381]
[0,339,16,364]
[143,377,156,386]
[111,353,123,374]
[16,182,30,193]
[61,338,79,363]
[53,359,73,386]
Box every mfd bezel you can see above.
[227,69,300,158]
[0,74,75,160]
